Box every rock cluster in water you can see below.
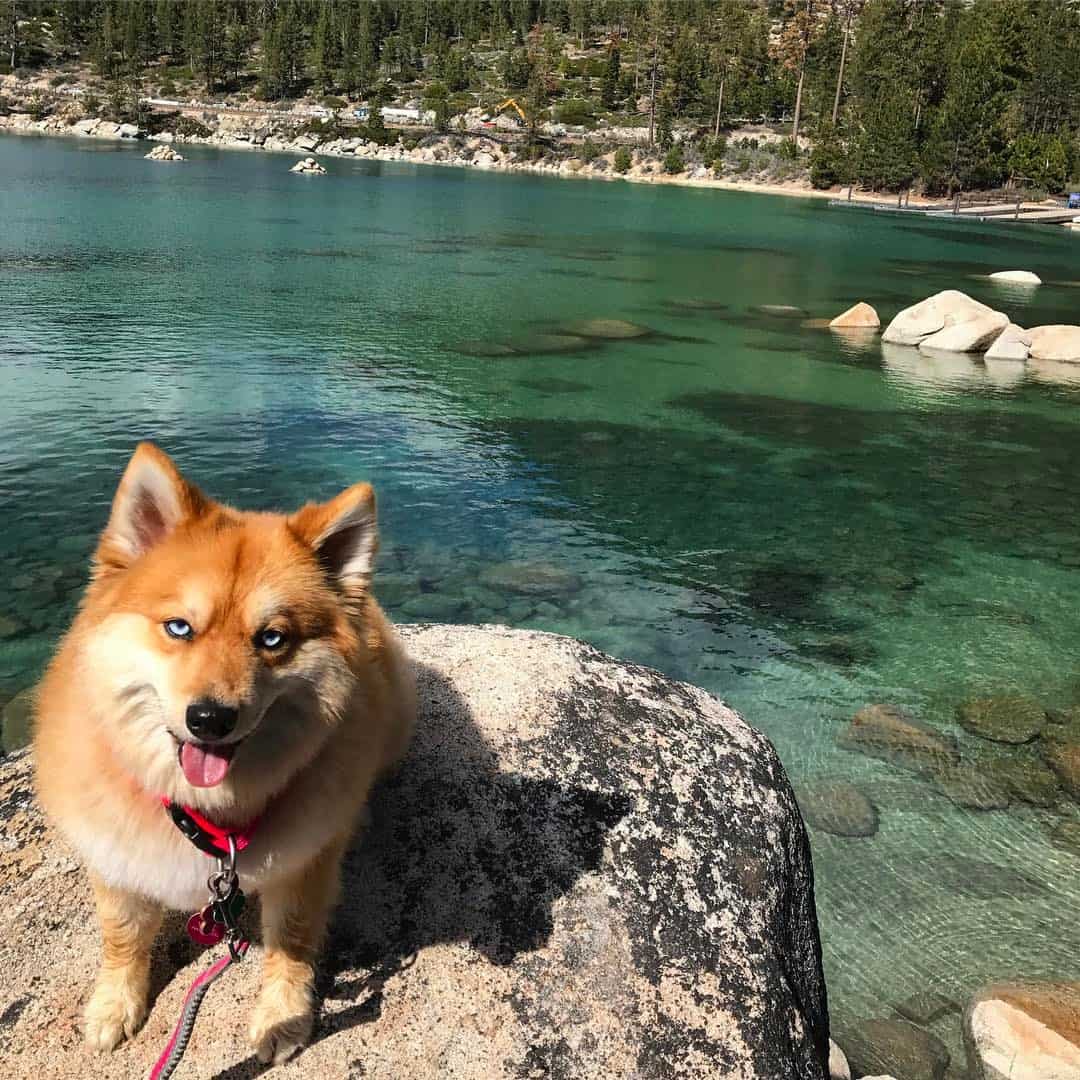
[826,288,1080,368]
[832,692,1080,1078]
[290,155,326,174]
[144,143,183,162]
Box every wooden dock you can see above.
[829,193,1079,227]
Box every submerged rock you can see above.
[559,318,653,340]
[752,304,808,318]
[1050,820,1080,855]
[965,982,1080,1080]
[835,1018,950,1080]
[829,301,880,329]
[893,991,958,1025]
[796,781,879,837]
[452,339,519,357]
[986,754,1059,807]
[957,696,1047,744]
[0,613,27,640]
[664,298,730,312]
[0,625,830,1078]
[507,332,593,355]
[1042,737,1080,800]
[933,763,1011,810]
[479,561,584,597]
[838,704,959,773]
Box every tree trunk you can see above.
[792,62,805,143]
[648,36,658,147]
[9,1,16,71]
[831,14,849,126]
[714,75,724,138]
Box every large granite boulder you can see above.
[881,290,1008,353]
[0,625,829,1079]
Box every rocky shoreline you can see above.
[0,106,844,201]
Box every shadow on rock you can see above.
[328,660,630,1053]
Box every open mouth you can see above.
[176,739,239,789]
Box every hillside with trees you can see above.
[2,0,1080,195]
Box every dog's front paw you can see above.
[249,985,314,1066]
[84,976,148,1051]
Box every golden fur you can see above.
[34,443,415,1063]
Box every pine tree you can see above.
[422,80,450,130]
[2,0,17,71]
[184,0,225,94]
[312,3,337,94]
[92,5,122,78]
[366,81,389,141]
[601,45,620,109]
[923,16,1008,193]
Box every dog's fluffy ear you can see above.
[95,443,208,576]
[290,483,378,594]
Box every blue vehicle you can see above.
[1069,193,1080,209]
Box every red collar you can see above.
[161,797,260,858]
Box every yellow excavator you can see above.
[493,98,527,124]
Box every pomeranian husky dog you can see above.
[34,443,415,1064]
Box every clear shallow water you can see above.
[3,134,1080,1057]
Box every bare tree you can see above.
[832,0,861,126]
[772,0,818,143]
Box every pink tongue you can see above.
[180,742,234,788]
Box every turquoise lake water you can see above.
[3,133,1080,1061]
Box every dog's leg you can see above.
[249,836,347,1065]
[84,874,163,1051]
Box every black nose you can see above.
[185,700,238,741]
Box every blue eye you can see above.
[164,618,193,640]
[257,628,286,650]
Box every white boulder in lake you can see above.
[290,156,326,174]
[144,144,183,162]
[989,270,1041,284]
[984,323,1031,362]
[1028,325,1080,364]
[965,982,1080,1079]
[829,301,880,329]
[882,290,1009,354]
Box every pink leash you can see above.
[149,938,249,1080]
[148,800,260,1079]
